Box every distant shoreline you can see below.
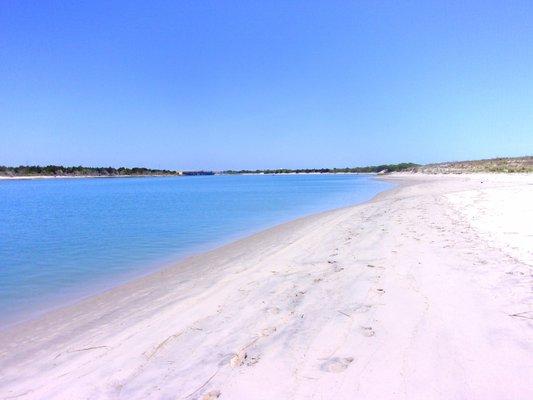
[2,169,532,181]
[2,157,531,180]
[0,162,421,179]
[0,172,381,180]
[0,174,182,181]
[1,156,531,181]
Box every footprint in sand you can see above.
[320,357,354,373]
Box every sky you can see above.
[1,1,532,170]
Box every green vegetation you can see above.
[0,165,182,177]
[413,156,532,174]
[3,157,528,178]
[223,163,419,175]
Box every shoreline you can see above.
[0,172,376,180]
[0,176,397,330]
[2,171,529,181]
[0,173,531,399]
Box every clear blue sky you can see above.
[1,1,532,170]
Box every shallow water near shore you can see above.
[0,174,391,325]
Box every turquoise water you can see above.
[0,174,391,325]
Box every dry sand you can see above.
[0,173,531,400]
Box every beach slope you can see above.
[0,174,531,400]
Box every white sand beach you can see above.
[0,173,531,400]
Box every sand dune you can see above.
[0,173,531,400]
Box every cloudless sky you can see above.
[1,1,532,170]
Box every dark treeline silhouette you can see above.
[182,171,215,176]
[0,162,421,178]
[223,163,419,175]
[0,165,182,177]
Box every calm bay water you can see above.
[0,174,391,325]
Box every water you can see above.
[0,174,391,325]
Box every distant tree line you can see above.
[182,170,215,176]
[0,165,182,177]
[0,162,421,178]
[223,163,419,175]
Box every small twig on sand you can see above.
[145,331,183,360]
[184,368,220,399]
[67,346,108,353]
[509,312,533,320]
[338,310,352,318]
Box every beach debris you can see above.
[229,350,247,367]
[246,354,261,366]
[338,310,352,318]
[509,311,533,320]
[185,370,220,399]
[202,390,221,400]
[360,326,375,337]
[67,345,108,353]
[144,331,183,360]
[353,303,372,313]
[264,306,280,314]
[320,357,354,373]
[261,326,277,336]
[230,349,262,367]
